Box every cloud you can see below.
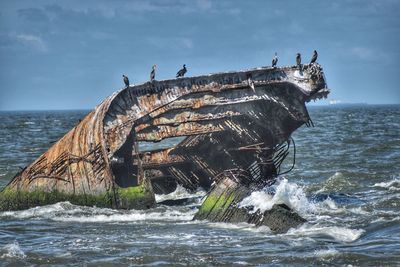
[181,38,193,49]
[146,36,194,50]
[116,0,216,14]
[18,8,49,23]
[228,8,241,15]
[348,46,393,65]
[288,21,305,35]
[351,46,374,60]
[15,34,48,52]
[196,0,212,11]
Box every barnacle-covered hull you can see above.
[0,64,328,211]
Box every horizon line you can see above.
[1,103,400,112]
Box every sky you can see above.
[0,0,399,110]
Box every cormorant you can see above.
[150,65,156,82]
[122,75,129,88]
[176,64,187,78]
[272,52,278,68]
[296,53,301,69]
[310,50,318,64]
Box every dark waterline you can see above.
[0,105,399,266]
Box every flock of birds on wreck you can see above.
[122,50,318,88]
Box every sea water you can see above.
[0,105,399,266]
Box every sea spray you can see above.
[155,185,205,203]
[1,241,26,259]
[239,178,316,216]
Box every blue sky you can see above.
[0,0,399,110]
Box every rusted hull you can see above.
[0,64,328,211]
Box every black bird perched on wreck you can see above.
[310,50,318,64]
[122,75,129,88]
[150,65,156,82]
[272,52,278,68]
[296,53,302,70]
[176,64,187,78]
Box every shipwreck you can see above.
[0,63,329,232]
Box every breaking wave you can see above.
[313,172,357,193]
[313,247,338,257]
[155,184,205,203]
[287,225,364,243]
[237,178,365,242]
[0,201,196,223]
[206,221,363,243]
[239,178,317,215]
[1,241,26,259]
[372,177,400,191]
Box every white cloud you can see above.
[196,0,212,10]
[351,46,374,60]
[16,34,48,52]
[147,36,194,50]
[181,38,193,49]
[288,21,305,35]
[228,8,241,15]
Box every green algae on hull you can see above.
[0,184,155,211]
[193,175,306,233]
[195,191,237,220]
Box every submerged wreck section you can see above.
[0,63,328,212]
[193,169,306,233]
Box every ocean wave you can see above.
[313,247,339,257]
[0,202,75,219]
[207,221,363,243]
[54,208,195,223]
[370,215,400,224]
[372,178,400,190]
[239,178,313,215]
[0,241,26,259]
[155,184,205,203]
[238,178,345,217]
[207,221,272,233]
[314,172,357,193]
[287,225,364,243]
[0,201,195,223]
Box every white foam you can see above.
[155,185,205,203]
[288,225,364,243]
[372,178,400,189]
[1,241,26,259]
[239,178,315,215]
[1,202,73,219]
[317,198,346,215]
[0,201,195,223]
[207,222,253,230]
[314,247,339,257]
[53,208,195,223]
[371,215,400,223]
[207,222,272,233]
[348,207,369,215]
[233,261,249,265]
